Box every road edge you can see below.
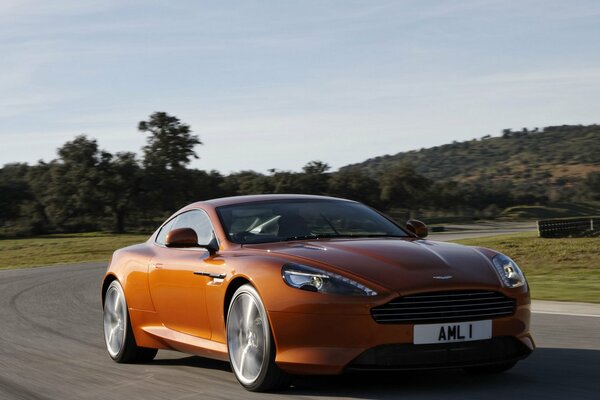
[532,300,600,317]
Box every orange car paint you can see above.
[102,195,534,374]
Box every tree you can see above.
[378,163,431,210]
[30,135,147,233]
[0,163,32,229]
[296,161,331,194]
[58,136,101,167]
[327,169,380,206]
[139,112,201,170]
[97,152,141,233]
[24,163,54,234]
[270,170,304,194]
[41,135,104,231]
[581,172,600,201]
[302,161,330,175]
[137,112,203,216]
[220,171,273,196]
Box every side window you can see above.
[172,210,214,245]
[156,217,176,245]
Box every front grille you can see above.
[371,290,516,324]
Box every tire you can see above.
[103,280,158,363]
[226,284,290,392]
[463,361,517,374]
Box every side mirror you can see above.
[406,219,428,238]
[165,228,199,248]
[165,227,219,255]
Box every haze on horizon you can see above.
[1,0,599,173]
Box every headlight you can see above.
[281,263,377,296]
[492,254,526,288]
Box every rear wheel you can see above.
[463,361,517,374]
[226,284,290,392]
[103,280,157,363]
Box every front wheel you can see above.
[103,280,157,363]
[226,284,290,392]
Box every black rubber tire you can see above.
[463,361,517,374]
[103,280,158,363]
[226,284,291,392]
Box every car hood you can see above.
[244,238,502,294]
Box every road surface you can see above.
[1,262,598,400]
[429,221,537,241]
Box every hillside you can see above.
[341,125,600,193]
[2,121,599,237]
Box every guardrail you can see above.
[537,216,599,238]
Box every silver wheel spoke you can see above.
[245,345,261,378]
[107,329,114,346]
[109,325,118,345]
[113,292,120,310]
[244,297,256,331]
[239,343,251,375]
[108,305,118,321]
[103,283,128,359]
[227,290,268,386]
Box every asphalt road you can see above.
[428,225,536,241]
[1,262,599,400]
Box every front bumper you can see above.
[269,303,534,375]
[347,336,531,371]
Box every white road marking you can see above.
[533,311,600,318]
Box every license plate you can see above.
[413,320,492,344]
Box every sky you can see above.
[1,0,600,174]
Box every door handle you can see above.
[151,263,163,270]
[193,271,226,279]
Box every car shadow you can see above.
[287,348,600,399]
[151,354,232,373]
[151,348,600,399]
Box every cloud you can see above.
[1,1,599,172]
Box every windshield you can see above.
[216,199,408,244]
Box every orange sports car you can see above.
[102,194,534,391]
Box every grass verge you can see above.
[454,232,600,303]
[0,232,149,269]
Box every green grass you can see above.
[0,232,149,269]
[454,232,600,303]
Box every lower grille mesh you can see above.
[347,337,531,370]
[371,290,516,324]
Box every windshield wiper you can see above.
[359,234,407,238]
[281,233,406,242]
[281,233,347,241]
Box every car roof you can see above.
[187,194,355,209]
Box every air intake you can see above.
[371,290,516,324]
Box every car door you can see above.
[148,209,218,339]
